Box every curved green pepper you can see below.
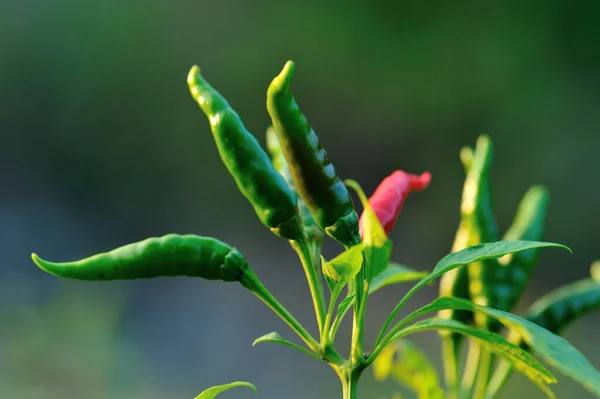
[492,185,549,314]
[32,234,247,282]
[188,66,301,240]
[266,126,324,245]
[266,61,360,248]
[462,136,500,330]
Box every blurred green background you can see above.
[1,1,599,398]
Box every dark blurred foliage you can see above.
[1,1,599,398]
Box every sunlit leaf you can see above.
[417,297,600,397]
[345,179,391,280]
[195,381,257,399]
[391,317,555,398]
[252,332,320,360]
[321,243,364,292]
[369,263,428,295]
[377,241,570,345]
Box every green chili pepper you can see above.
[438,147,479,393]
[462,136,500,330]
[525,278,600,336]
[439,147,477,331]
[266,126,324,245]
[438,138,499,397]
[188,66,301,240]
[491,185,549,314]
[266,61,360,247]
[31,234,247,282]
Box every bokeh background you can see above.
[1,1,599,398]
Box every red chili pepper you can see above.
[359,171,431,238]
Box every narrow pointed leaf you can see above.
[377,241,569,345]
[195,381,257,399]
[391,317,555,398]
[417,297,600,397]
[488,278,600,398]
[369,263,428,295]
[253,332,320,360]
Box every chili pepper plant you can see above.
[31,61,600,399]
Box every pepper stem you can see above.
[240,268,320,353]
[441,336,460,399]
[460,338,482,398]
[291,235,327,338]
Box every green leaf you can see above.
[321,243,365,291]
[374,339,445,399]
[345,179,391,280]
[195,381,257,399]
[391,317,556,398]
[253,332,321,360]
[376,240,570,346]
[487,278,600,398]
[420,297,600,397]
[369,263,428,295]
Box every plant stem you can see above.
[291,236,327,337]
[441,336,460,399]
[338,366,363,399]
[322,286,341,344]
[472,347,492,399]
[460,338,481,399]
[350,252,369,364]
[240,268,320,353]
[484,360,512,398]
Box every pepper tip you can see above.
[31,253,45,270]
[187,65,201,85]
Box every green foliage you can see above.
[194,381,257,399]
[369,263,428,294]
[374,340,445,399]
[424,297,600,397]
[28,62,598,399]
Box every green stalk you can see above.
[460,339,482,399]
[338,366,363,399]
[240,268,320,353]
[322,286,342,344]
[472,347,493,399]
[291,236,327,337]
[442,336,460,399]
[351,277,369,364]
[350,270,365,363]
[484,360,512,398]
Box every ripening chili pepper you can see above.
[31,234,247,282]
[188,66,301,240]
[266,61,360,248]
[266,127,324,245]
[358,170,431,239]
[490,185,549,315]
